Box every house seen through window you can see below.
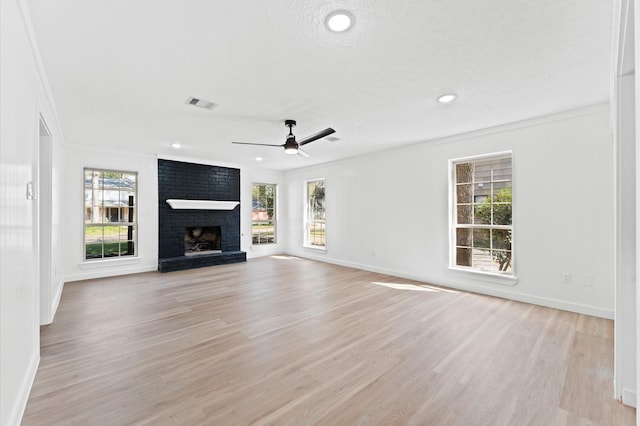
[84,169,137,260]
[306,179,326,248]
[252,183,277,245]
[451,153,513,274]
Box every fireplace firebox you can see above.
[184,226,221,256]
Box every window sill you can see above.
[448,266,518,286]
[250,243,279,249]
[80,256,141,269]
[303,245,327,254]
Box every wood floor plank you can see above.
[22,256,635,425]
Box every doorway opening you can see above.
[39,117,52,325]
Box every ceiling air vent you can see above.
[185,97,217,110]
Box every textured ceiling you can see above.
[26,0,612,170]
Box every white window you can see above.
[305,179,326,248]
[450,153,513,275]
[84,169,137,260]
[252,183,277,245]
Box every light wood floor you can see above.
[23,256,635,425]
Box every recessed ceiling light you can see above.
[255,157,263,162]
[437,94,457,103]
[170,142,182,149]
[326,10,354,32]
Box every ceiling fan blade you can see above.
[231,142,283,147]
[298,128,336,146]
[297,148,311,158]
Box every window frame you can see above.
[449,151,515,279]
[83,168,138,261]
[304,178,326,250]
[251,182,278,246]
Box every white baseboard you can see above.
[622,388,637,407]
[246,244,284,259]
[7,352,39,426]
[45,277,64,324]
[64,265,158,283]
[286,253,614,319]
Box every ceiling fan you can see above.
[232,119,335,158]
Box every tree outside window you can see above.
[452,154,512,274]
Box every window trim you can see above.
[304,178,326,250]
[83,168,138,262]
[251,182,278,246]
[448,151,515,280]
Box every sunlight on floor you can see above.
[270,255,302,260]
[371,281,460,293]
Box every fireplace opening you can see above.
[184,226,221,256]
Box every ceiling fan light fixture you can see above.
[284,144,298,154]
[284,130,298,154]
[326,10,354,32]
[437,93,457,103]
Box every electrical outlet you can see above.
[561,273,572,284]
[583,274,593,287]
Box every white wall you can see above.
[284,105,615,318]
[63,150,286,282]
[615,71,637,406]
[613,0,637,407]
[241,166,287,259]
[63,145,159,282]
[634,0,640,418]
[0,0,65,424]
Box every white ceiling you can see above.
[26,0,612,170]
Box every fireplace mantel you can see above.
[166,199,239,210]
